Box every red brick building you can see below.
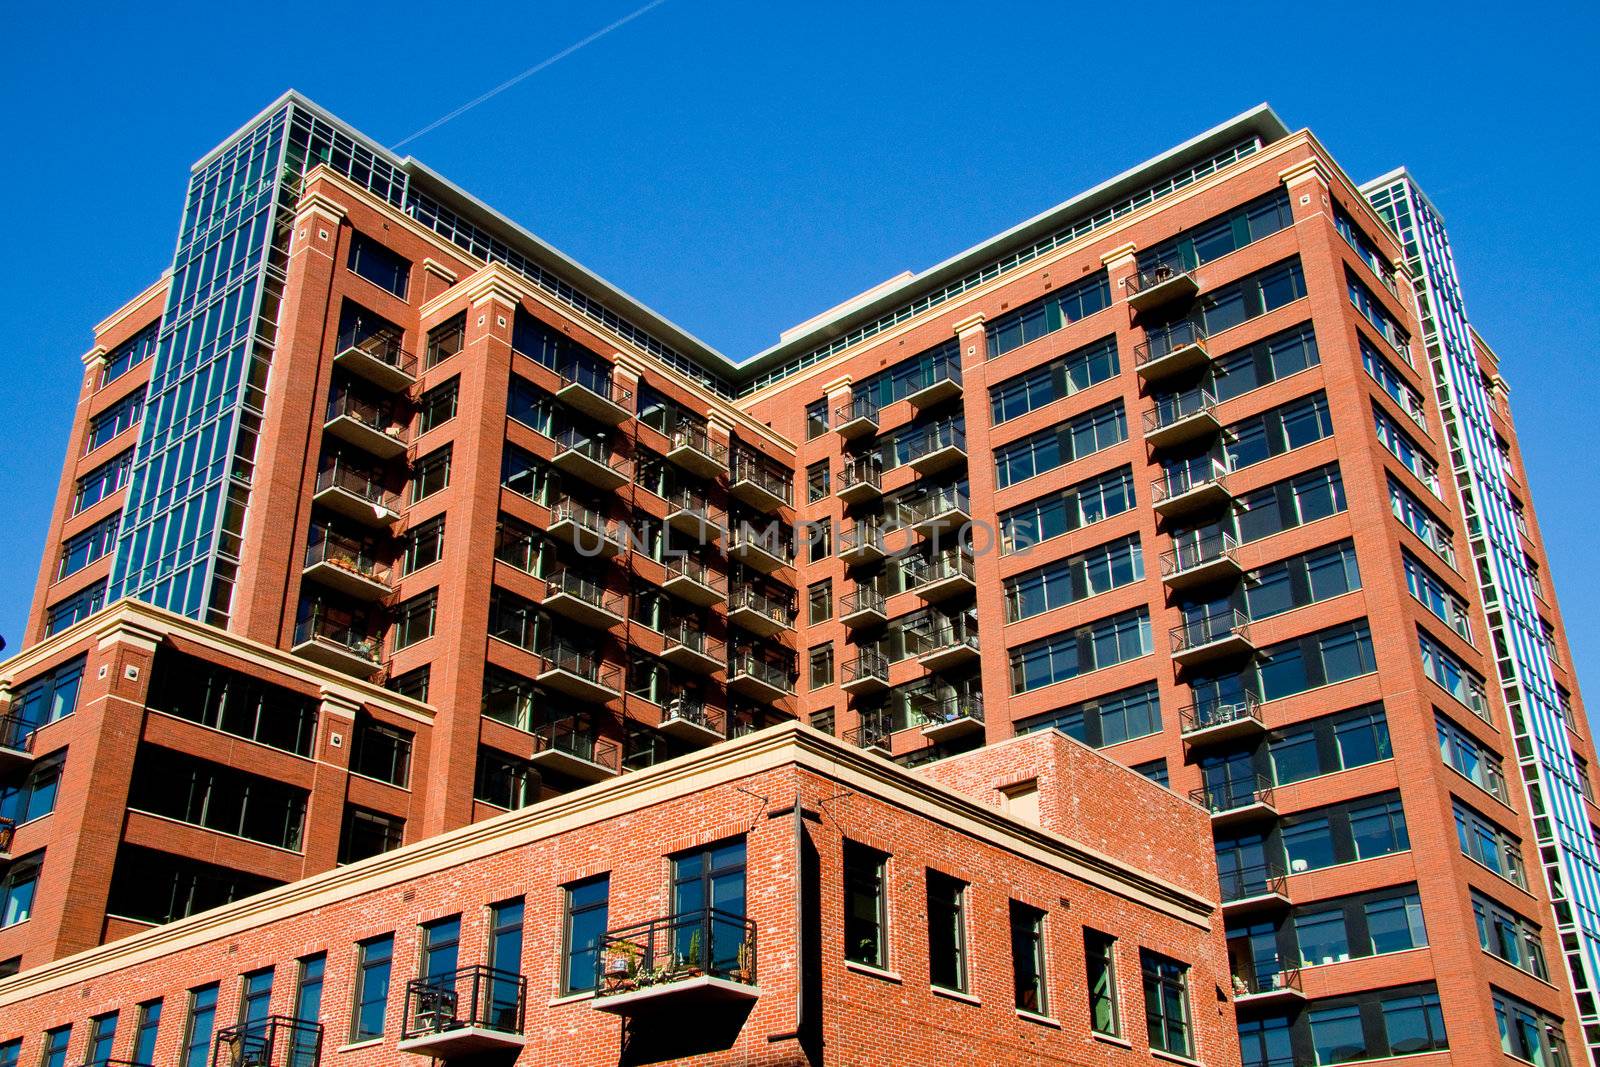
[3,95,1595,1065]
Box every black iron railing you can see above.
[1170,608,1250,655]
[728,654,794,693]
[314,461,399,511]
[325,387,408,445]
[540,643,621,692]
[1126,251,1195,298]
[1179,694,1263,737]
[670,424,729,467]
[401,964,527,1041]
[558,363,632,411]
[728,586,787,623]
[554,428,626,472]
[837,457,883,494]
[914,693,984,729]
[908,550,975,590]
[1233,960,1303,999]
[662,698,725,736]
[1144,387,1218,436]
[664,624,726,662]
[906,355,963,398]
[1190,774,1276,816]
[293,613,381,664]
[338,331,417,379]
[1218,862,1289,904]
[596,908,757,996]
[531,718,621,773]
[1161,532,1240,578]
[729,457,794,506]
[835,395,881,429]
[845,718,894,753]
[1133,319,1209,368]
[904,423,967,464]
[210,1015,323,1067]
[546,569,623,616]
[0,815,14,855]
[304,528,390,586]
[0,714,35,755]
[842,650,890,688]
[840,585,886,618]
[1152,459,1229,507]
[838,522,886,559]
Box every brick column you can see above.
[232,191,349,646]
[302,691,358,872]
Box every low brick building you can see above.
[0,717,1229,1066]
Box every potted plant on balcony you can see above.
[679,930,704,978]
[731,938,755,985]
[602,942,639,992]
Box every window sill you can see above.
[1149,1048,1203,1067]
[1091,1031,1133,1050]
[548,989,596,1006]
[336,1038,384,1053]
[845,961,902,983]
[1015,1009,1060,1028]
[931,985,980,1006]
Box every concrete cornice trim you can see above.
[0,600,433,724]
[94,618,163,656]
[422,257,458,284]
[92,273,170,340]
[79,346,108,368]
[0,723,1215,1005]
[1279,158,1330,188]
[463,264,527,310]
[822,374,853,395]
[293,188,348,225]
[950,312,986,336]
[1099,241,1138,266]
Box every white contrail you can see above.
[391,0,673,150]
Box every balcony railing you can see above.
[903,355,963,406]
[540,643,621,692]
[841,650,890,691]
[0,714,36,757]
[303,529,390,587]
[1151,459,1229,513]
[595,908,757,1004]
[838,522,887,563]
[1179,693,1264,739]
[912,614,981,662]
[664,557,728,600]
[545,568,623,621]
[914,693,984,736]
[1125,253,1199,311]
[325,387,409,447]
[1133,320,1210,375]
[839,585,886,622]
[903,423,967,471]
[728,525,796,568]
[1160,532,1240,583]
[668,424,729,472]
[660,698,725,739]
[1190,774,1276,819]
[834,395,881,438]
[1219,862,1289,906]
[1170,608,1251,657]
[1143,387,1219,441]
[844,718,894,755]
[400,965,527,1049]
[1232,960,1304,1001]
[336,330,417,383]
[530,717,622,775]
[727,586,789,628]
[292,614,381,665]
[663,624,726,664]
[729,457,794,508]
[907,486,972,533]
[210,1015,323,1067]
[727,653,794,695]
[557,363,633,421]
[836,458,884,500]
[908,550,976,594]
[548,499,624,555]
[0,815,14,856]
[665,487,723,527]
[314,461,400,514]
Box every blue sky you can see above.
[1,0,1596,717]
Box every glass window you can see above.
[844,841,888,969]
[1085,929,1120,1036]
[393,590,437,650]
[352,934,394,1041]
[131,1000,162,1066]
[417,378,458,435]
[40,1026,71,1067]
[412,446,451,502]
[0,1040,15,1067]
[1383,991,1448,1055]
[486,898,525,1029]
[927,870,968,992]
[1310,1004,1367,1064]
[1283,816,1335,873]
[563,875,609,994]
[808,580,832,624]
[990,335,1118,423]
[402,517,445,575]
[805,399,829,440]
[58,512,121,578]
[1296,908,1350,966]
[425,314,465,369]
[347,232,410,298]
[1,857,41,927]
[985,273,1111,359]
[183,985,218,1067]
[339,807,404,864]
[1010,902,1047,1015]
[1348,797,1409,859]
[1367,893,1428,956]
[421,915,461,984]
[1140,950,1191,1057]
[86,1012,117,1066]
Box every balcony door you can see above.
[672,839,747,973]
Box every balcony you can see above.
[727,587,789,636]
[837,522,886,566]
[659,699,725,745]
[593,908,758,1014]
[665,489,725,543]
[1151,460,1230,519]
[0,715,38,773]
[1125,255,1199,314]
[335,331,417,391]
[529,719,621,782]
[834,396,880,440]
[1160,532,1242,591]
[324,388,409,459]
[839,586,887,628]
[302,529,391,601]
[916,693,984,744]
[727,654,793,701]
[660,625,725,675]
[1179,694,1266,746]
[904,424,967,476]
[662,558,727,607]
[542,569,624,629]
[292,614,382,676]
[844,718,894,757]
[1134,320,1211,382]
[546,500,624,558]
[399,965,527,1057]
[312,462,401,527]
[536,644,621,703]
[666,425,729,478]
[211,1015,324,1066]
[727,526,794,573]
[1170,608,1254,668]
[1219,865,1291,917]
[907,487,972,538]
[1191,774,1278,827]
[552,429,629,491]
[729,459,793,513]
[0,816,14,862]
[840,650,890,695]
[836,458,884,504]
[556,366,632,425]
[909,551,976,602]
[1231,962,1305,1008]
[904,356,964,408]
[1143,387,1221,450]
[914,616,980,671]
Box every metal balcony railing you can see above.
[908,550,976,590]
[531,718,621,773]
[837,458,883,495]
[550,499,622,550]
[1126,253,1196,297]
[670,424,729,467]
[838,522,886,558]
[663,624,725,662]
[546,568,622,615]
[729,456,795,506]
[840,585,886,618]
[1232,960,1303,1000]
[842,649,890,687]
[1160,532,1240,578]
[1170,608,1250,656]
[0,815,14,856]
[903,423,967,464]
[665,557,728,594]
[304,529,390,585]
[665,487,721,522]
[728,525,796,564]
[293,613,381,664]
[1218,862,1289,905]
[0,714,36,755]
[662,698,725,736]
[209,1015,323,1067]
[338,330,417,379]
[541,643,621,691]
[834,395,881,432]
[558,362,632,410]
[1189,774,1276,817]
[325,387,409,445]
[728,653,794,693]
[596,907,757,996]
[728,586,788,624]
[1133,320,1209,369]
[554,426,625,467]
[314,461,399,512]
[401,965,527,1041]
[1179,693,1264,737]
[914,693,984,730]
[1152,460,1229,508]
[902,355,963,403]
[1144,387,1219,436]
[844,718,894,753]
[908,486,972,526]
[913,614,980,658]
